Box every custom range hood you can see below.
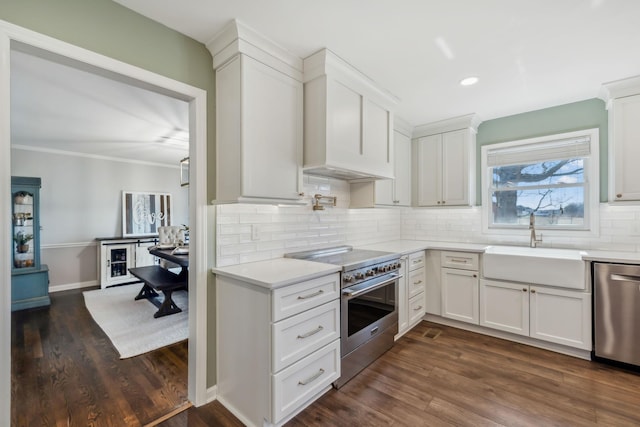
[302,49,400,181]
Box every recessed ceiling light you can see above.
[460,76,479,86]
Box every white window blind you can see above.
[486,135,591,167]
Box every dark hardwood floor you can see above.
[13,290,640,426]
[11,286,189,427]
[164,321,640,427]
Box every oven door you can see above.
[341,273,399,355]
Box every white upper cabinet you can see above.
[375,125,413,206]
[602,76,640,202]
[350,122,413,209]
[303,49,398,180]
[413,114,481,207]
[208,21,304,204]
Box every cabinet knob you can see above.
[522,288,527,292]
[616,194,622,198]
[437,201,441,204]
[299,192,305,196]
[442,201,446,204]
[473,274,477,278]
[531,289,536,293]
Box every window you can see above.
[481,129,599,233]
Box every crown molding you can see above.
[599,74,640,109]
[412,113,482,138]
[206,19,303,80]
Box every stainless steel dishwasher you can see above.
[593,262,640,367]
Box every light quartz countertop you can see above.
[357,240,489,255]
[212,240,640,289]
[211,258,341,289]
[581,250,640,264]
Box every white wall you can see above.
[11,147,189,288]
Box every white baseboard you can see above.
[423,314,591,360]
[205,385,217,404]
[49,280,97,293]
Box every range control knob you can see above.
[366,270,375,276]
[380,265,388,272]
[343,275,354,283]
[355,272,364,280]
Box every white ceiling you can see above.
[11,49,189,166]
[113,0,640,126]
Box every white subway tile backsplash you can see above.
[215,187,640,267]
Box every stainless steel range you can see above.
[285,245,401,388]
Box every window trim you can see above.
[481,128,599,238]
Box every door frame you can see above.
[0,19,209,423]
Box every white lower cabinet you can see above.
[217,272,341,427]
[396,251,426,339]
[529,285,591,350]
[442,268,479,324]
[480,279,529,336]
[480,279,591,350]
[440,251,480,325]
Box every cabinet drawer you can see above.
[272,340,340,423]
[408,251,425,271]
[441,251,478,271]
[272,273,340,322]
[408,267,425,299]
[408,291,426,327]
[272,300,340,372]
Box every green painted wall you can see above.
[476,98,608,204]
[1,0,218,388]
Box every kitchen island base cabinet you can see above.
[216,273,340,427]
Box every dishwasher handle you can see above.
[610,273,640,283]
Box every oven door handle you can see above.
[342,273,401,298]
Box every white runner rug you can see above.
[83,284,188,359]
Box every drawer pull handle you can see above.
[297,289,324,300]
[450,258,468,263]
[412,259,422,264]
[298,368,325,386]
[413,280,423,285]
[297,325,324,339]
[413,305,423,311]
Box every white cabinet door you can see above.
[480,279,529,336]
[611,94,640,201]
[374,130,412,206]
[394,131,412,206]
[415,129,473,207]
[101,243,134,288]
[242,56,303,200]
[441,129,470,206]
[135,241,157,267]
[529,286,591,350]
[441,267,479,324]
[416,134,442,206]
[215,54,303,203]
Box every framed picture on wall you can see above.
[122,191,172,237]
[180,157,189,187]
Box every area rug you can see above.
[83,284,188,359]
